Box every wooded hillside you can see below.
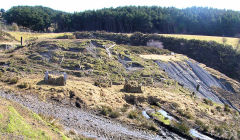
[3,6,240,36]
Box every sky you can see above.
[1,0,240,13]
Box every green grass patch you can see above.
[4,106,50,139]
[0,114,3,119]
[33,113,70,140]
[151,112,171,125]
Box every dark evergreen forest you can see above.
[3,6,240,36]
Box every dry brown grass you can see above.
[139,54,187,62]
[159,34,240,47]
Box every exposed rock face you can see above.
[123,80,143,93]
[156,60,240,112]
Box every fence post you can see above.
[21,37,23,46]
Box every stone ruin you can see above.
[44,71,67,86]
[123,80,143,93]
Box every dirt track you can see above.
[0,91,184,140]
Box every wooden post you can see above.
[21,37,23,46]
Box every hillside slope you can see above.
[0,34,240,139]
[0,97,68,140]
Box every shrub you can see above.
[172,121,190,135]
[56,34,75,39]
[120,104,129,112]
[123,80,142,93]
[237,130,240,139]
[109,111,120,118]
[195,119,209,132]
[99,106,120,118]
[100,106,112,116]
[12,23,19,31]
[214,126,224,135]
[0,71,2,78]
[171,102,179,109]
[130,32,147,46]
[17,82,29,89]
[177,109,193,119]
[128,110,139,119]
[140,120,158,131]
[216,106,221,112]
[94,76,112,88]
[8,77,18,84]
[203,98,213,106]
[224,104,231,112]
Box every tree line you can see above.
[3,6,240,36]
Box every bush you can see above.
[123,80,142,93]
[109,111,120,118]
[203,98,213,106]
[216,106,221,112]
[128,110,139,119]
[214,126,224,135]
[74,31,130,44]
[99,106,120,118]
[17,82,29,89]
[100,106,112,116]
[130,32,147,46]
[237,130,240,139]
[94,76,112,88]
[172,121,190,135]
[120,104,129,112]
[224,104,231,112]
[12,23,19,31]
[8,77,18,84]
[140,120,158,131]
[0,71,2,78]
[177,109,193,119]
[56,34,76,39]
[195,119,209,132]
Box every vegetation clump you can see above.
[99,106,120,118]
[94,76,112,88]
[172,121,190,135]
[195,119,209,132]
[123,80,143,93]
[203,98,214,106]
[128,110,140,119]
[17,82,29,89]
[151,112,171,125]
[177,109,193,119]
[224,104,231,112]
[6,77,19,84]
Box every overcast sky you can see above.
[1,0,240,12]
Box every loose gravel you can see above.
[0,91,184,140]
